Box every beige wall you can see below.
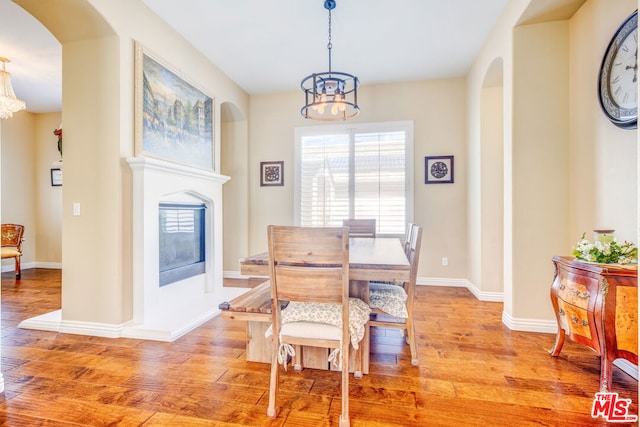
[480,85,504,294]
[467,0,530,312]
[1,111,37,270]
[34,113,63,265]
[512,20,571,320]
[15,0,249,326]
[569,0,638,242]
[467,0,637,326]
[1,111,62,271]
[221,113,249,272]
[248,79,469,279]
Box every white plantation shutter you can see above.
[354,131,406,234]
[299,133,350,227]
[295,122,413,236]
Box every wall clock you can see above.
[598,10,638,129]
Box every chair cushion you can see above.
[1,247,20,258]
[280,321,342,342]
[369,282,409,318]
[265,297,371,350]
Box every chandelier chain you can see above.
[327,7,332,72]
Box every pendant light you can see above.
[0,57,26,119]
[300,0,359,121]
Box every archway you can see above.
[479,57,504,298]
[220,102,249,275]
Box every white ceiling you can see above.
[0,0,61,113]
[0,0,510,113]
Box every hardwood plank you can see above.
[2,392,156,426]
[0,269,636,426]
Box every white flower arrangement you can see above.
[572,233,638,264]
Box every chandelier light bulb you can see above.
[0,57,26,120]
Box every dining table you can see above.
[235,237,410,375]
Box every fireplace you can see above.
[159,203,206,286]
[18,156,240,342]
[124,156,231,341]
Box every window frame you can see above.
[293,120,414,237]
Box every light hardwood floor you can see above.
[0,268,637,426]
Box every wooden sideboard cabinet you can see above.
[549,255,638,391]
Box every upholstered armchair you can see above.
[1,224,24,279]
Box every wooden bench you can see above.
[218,280,354,371]
[219,280,273,363]
[219,280,273,322]
[238,252,269,277]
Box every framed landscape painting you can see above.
[134,42,215,170]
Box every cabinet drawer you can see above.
[557,276,592,310]
[556,299,592,339]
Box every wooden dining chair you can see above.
[342,218,376,238]
[403,223,415,256]
[369,225,422,366]
[266,225,369,427]
[1,224,25,279]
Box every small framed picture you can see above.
[260,161,284,187]
[425,156,454,184]
[51,168,63,186]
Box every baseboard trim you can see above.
[19,301,235,343]
[417,276,467,287]
[17,309,62,332]
[501,310,558,334]
[35,262,62,269]
[1,261,35,273]
[121,308,221,342]
[223,270,254,279]
[1,262,61,273]
[614,359,639,381]
[463,280,504,302]
[18,309,128,338]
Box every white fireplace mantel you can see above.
[126,156,230,184]
[123,156,233,341]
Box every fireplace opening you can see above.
[159,203,206,286]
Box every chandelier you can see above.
[301,0,359,121]
[0,57,26,119]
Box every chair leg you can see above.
[406,318,418,366]
[354,344,363,379]
[267,340,280,418]
[340,343,350,427]
[293,344,302,371]
[15,256,21,280]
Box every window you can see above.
[294,121,413,236]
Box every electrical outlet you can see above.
[73,202,81,216]
[442,257,448,266]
